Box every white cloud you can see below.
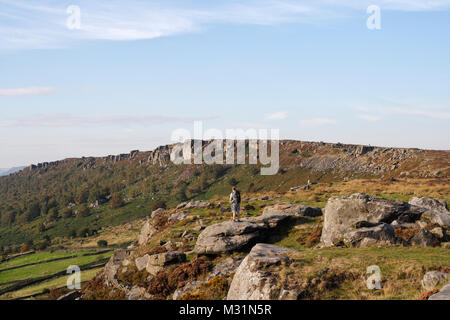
[357,114,380,121]
[266,111,288,120]
[2,0,450,50]
[300,117,337,126]
[0,86,55,96]
[0,113,208,127]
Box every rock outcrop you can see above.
[227,244,296,300]
[409,197,450,228]
[262,203,322,217]
[194,220,268,255]
[319,193,446,247]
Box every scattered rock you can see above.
[178,200,211,210]
[169,211,188,223]
[409,197,448,212]
[421,271,450,290]
[431,227,444,239]
[125,286,151,300]
[208,257,243,280]
[227,244,296,300]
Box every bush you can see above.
[152,200,167,211]
[229,178,238,186]
[36,223,46,233]
[97,240,108,247]
[78,228,90,238]
[68,229,77,238]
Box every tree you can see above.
[110,193,124,209]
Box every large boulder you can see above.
[194,220,268,255]
[421,271,450,290]
[409,197,450,227]
[410,229,438,247]
[321,193,417,247]
[429,283,450,300]
[262,203,322,217]
[227,244,296,300]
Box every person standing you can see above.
[230,187,241,222]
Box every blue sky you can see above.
[0,0,450,167]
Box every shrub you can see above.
[78,228,90,238]
[97,240,108,247]
[61,208,73,219]
[229,178,238,186]
[180,276,229,300]
[77,205,90,218]
[36,223,46,233]
[68,229,77,238]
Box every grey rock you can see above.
[321,193,418,247]
[194,220,268,255]
[420,210,450,228]
[227,244,296,300]
[169,211,188,223]
[135,255,150,271]
[409,197,448,212]
[208,257,243,280]
[343,223,396,247]
[138,219,158,246]
[262,202,322,217]
[410,229,438,247]
[104,249,128,287]
[151,208,166,219]
[428,284,450,300]
[421,271,450,290]
[431,227,444,239]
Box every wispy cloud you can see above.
[266,111,288,120]
[0,87,55,96]
[381,106,450,119]
[300,117,337,126]
[357,114,380,121]
[2,0,450,50]
[0,113,208,127]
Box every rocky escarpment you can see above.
[320,194,449,247]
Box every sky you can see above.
[0,0,449,168]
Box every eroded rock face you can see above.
[410,229,438,247]
[321,193,418,247]
[422,271,450,290]
[226,244,296,300]
[262,203,322,217]
[194,220,268,255]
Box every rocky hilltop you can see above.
[11,140,450,179]
[79,193,450,300]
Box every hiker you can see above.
[230,187,241,222]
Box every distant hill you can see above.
[0,167,25,177]
[0,140,448,248]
